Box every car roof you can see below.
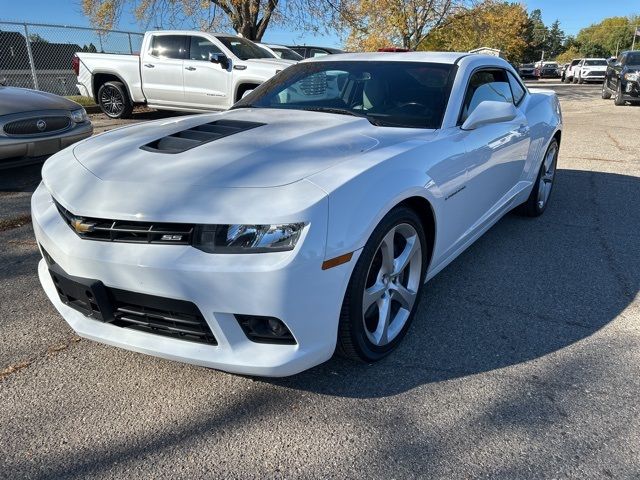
[303,51,470,64]
[287,45,344,53]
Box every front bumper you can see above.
[32,182,358,376]
[0,121,92,167]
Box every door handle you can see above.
[185,66,196,71]
[144,64,155,68]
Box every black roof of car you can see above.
[286,45,345,54]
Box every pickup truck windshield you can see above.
[584,60,607,66]
[216,36,275,60]
[233,61,455,129]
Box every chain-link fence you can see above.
[0,21,143,96]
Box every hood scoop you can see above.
[141,119,265,154]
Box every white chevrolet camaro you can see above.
[33,52,562,376]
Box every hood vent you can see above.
[141,119,265,154]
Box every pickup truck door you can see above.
[141,34,187,106]
[183,35,231,110]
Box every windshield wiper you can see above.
[300,107,383,126]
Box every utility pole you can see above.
[632,25,638,51]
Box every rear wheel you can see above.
[614,82,626,106]
[98,81,133,119]
[601,81,612,99]
[336,207,427,363]
[516,139,558,217]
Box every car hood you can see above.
[71,108,425,188]
[244,58,296,68]
[0,86,80,116]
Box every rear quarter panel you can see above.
[76,52,145,102]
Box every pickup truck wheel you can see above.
[602,81,612,99]
[614,83,626,106]
[98,81,133,119]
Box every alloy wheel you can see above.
[537,142,557,209]
[361,223,422,346]
[100,85,125,117]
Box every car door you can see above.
[141,34,187,106]
[457,68,531,235]
[182,35,231,110]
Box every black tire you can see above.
[572,76,579,84]
[601,81,612,99]
[515,139,559,217]
[336,207,428,363]
[614,82,626,106]
[578,77,584,84]
[97,81,133,119]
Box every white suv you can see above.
[574,58,608,84]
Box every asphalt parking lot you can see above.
[1,81,639,479]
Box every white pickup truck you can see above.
[74,30,295,118]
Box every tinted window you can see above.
[216,36,274,60]
[626,52,640,65]
[584,59,607,66]
[461,69,513,122]
[189,36,222,61]
[507,71,526,105]
[149,35,187,59]
[234,61,455,129]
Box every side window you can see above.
[310,48,328,58]
[460,69,513,123]
[149,35,187,59]
[189,36,222,61]
[507,71,526,105]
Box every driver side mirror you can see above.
[461,101,518,131]
[209,53,230,70]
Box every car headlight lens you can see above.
[193,223,305,253]
[70,108,88,123]
[624,72,639,82]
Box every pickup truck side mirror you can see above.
[209,53,230,70]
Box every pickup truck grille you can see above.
[55,200,195,245]
[4,116,71,136]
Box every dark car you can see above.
[535,62,560,79]
[0,85,92,169]
[286,45,345,59]
[518,63,536,79]
[602,51,640,106]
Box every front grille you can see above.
[110,288,217,345]
[44,250,217,346]
[299,72,328,96]
[586,71,603,77]
[4,116,71,136]
[55,201,194,245]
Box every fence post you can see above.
[128,33,133,53]
[23,23,39,90]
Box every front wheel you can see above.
[614,82,626,106]
[98,81,133,119]
[516,139,558,217]
[336,207,427,363]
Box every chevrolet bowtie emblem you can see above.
[71,218,96,234]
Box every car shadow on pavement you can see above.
[267,168,639,398]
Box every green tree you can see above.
[522,8,547,62]
[546,20,565,58]
[575,16,640,57]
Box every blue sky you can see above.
[1,0,639,48]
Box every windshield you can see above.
[584,60,607,66]
[544,63,558,68]
[233,61,455,129]
[627,53,640,65]
[216,36,275,60]
[272,47,303,61]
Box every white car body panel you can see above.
[75,30,293,112]
[35,52,562,376]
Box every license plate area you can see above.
[49,265,114,322]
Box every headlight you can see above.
[624,72,639,82]
[193,223,305,253]
[70,108,88,123]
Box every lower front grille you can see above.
[4,116,71,136]
[45,252,217,346]
[110,288,217,345]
